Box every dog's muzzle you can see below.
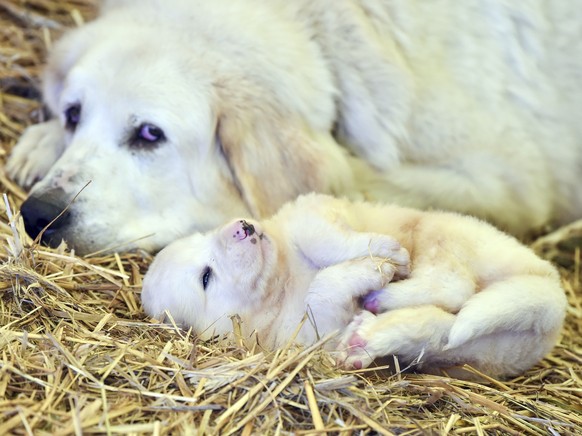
[20,189,72,247]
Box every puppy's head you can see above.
[141,218,278,338]
[19,13,355,254]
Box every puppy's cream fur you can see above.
[142,194,567,378]
[6,0,582,254]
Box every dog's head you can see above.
[141,218,278,338]
[19,12,354,254]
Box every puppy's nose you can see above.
[20,191,71,245]
[241,220,255,237]
[228,219,256,241]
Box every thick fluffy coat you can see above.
[141,194,567,378]
[6,0,582,254]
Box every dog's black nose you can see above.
[20,192,71,246]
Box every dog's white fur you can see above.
[6,0,582,254]
[141,194,567,378]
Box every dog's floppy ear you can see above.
[42,26,95,114]
[216,97,354,218]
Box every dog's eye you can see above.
[64,104,81,130]
[136,123,165,144]
[201,266,213,290]
[129,123,166,149]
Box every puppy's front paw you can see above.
[367,235,410,278]
[335,311,380,369]
[6,120,65,188]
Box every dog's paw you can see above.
[335,311,380,369]
[6,120,65,188]
[367,235,410,278]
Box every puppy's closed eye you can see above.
[201,266,213,290]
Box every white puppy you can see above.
[141,194,567,378]
[6,0,582,254]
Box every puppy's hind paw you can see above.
[335,311,378,370]
[360,290,383,314]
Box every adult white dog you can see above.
[6,0,582,254]
[141,194,567,378]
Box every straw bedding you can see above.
[0,1,580,434]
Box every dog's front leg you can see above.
[6,119,66,188]
[303,256,397,342]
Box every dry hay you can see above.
[0,1,580,434]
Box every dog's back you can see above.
[295,1,582,234]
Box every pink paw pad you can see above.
[348,332,367,349]
[362,290,382,314]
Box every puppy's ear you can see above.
[216,97,354,218]
[42,26,95,114]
